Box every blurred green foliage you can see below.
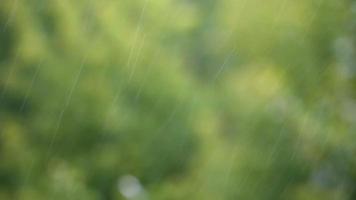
[1,0,356,199]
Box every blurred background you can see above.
[1,0,356,199]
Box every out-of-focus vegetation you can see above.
[1,0,356,199]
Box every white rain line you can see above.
[129,33,146,81]
[125,0,149,72]
[0,50,21,101]
[45,56,88,160]
[19,59,44,112]
[1,0,18,33]
[134,49,161,103]
[43,0,101,164]
[98,0,151,133]
[46,1,103,199]
[299,0,324,43]
[213,47,237,82]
